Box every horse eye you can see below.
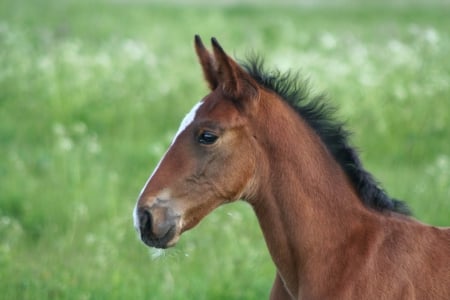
[198,131,218,145]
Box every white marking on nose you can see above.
[133,204,140,231]
[133,101,204,232]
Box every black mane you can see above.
[240,57,411,215]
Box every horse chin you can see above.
[164,234,181,248]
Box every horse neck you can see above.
[248,96,374,296]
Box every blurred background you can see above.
[1,0,449,299]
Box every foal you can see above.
[133,36,450,299]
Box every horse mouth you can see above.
[135,204,181,249]
[140,225,179,249]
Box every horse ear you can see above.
[195,35,219,90]
[210,37,258,100]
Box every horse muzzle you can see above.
[134,204,181,249]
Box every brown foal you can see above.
[133,36,450,299]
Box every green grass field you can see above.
[1,0,449,299]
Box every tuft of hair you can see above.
[240,56,411,216]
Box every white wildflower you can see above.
[58,136,74,152]
[320,32,337,50]
[53,123,66,136]
[424,27,439,46]
[87,135,101,154]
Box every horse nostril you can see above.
[138,208,152,233]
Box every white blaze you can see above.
[172,101,204,145]
[133,101,204,231]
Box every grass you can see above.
[0,0,449,299]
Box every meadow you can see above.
[0,0,449,299]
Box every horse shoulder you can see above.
[313,216,449,299]
[374,218,450,299]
